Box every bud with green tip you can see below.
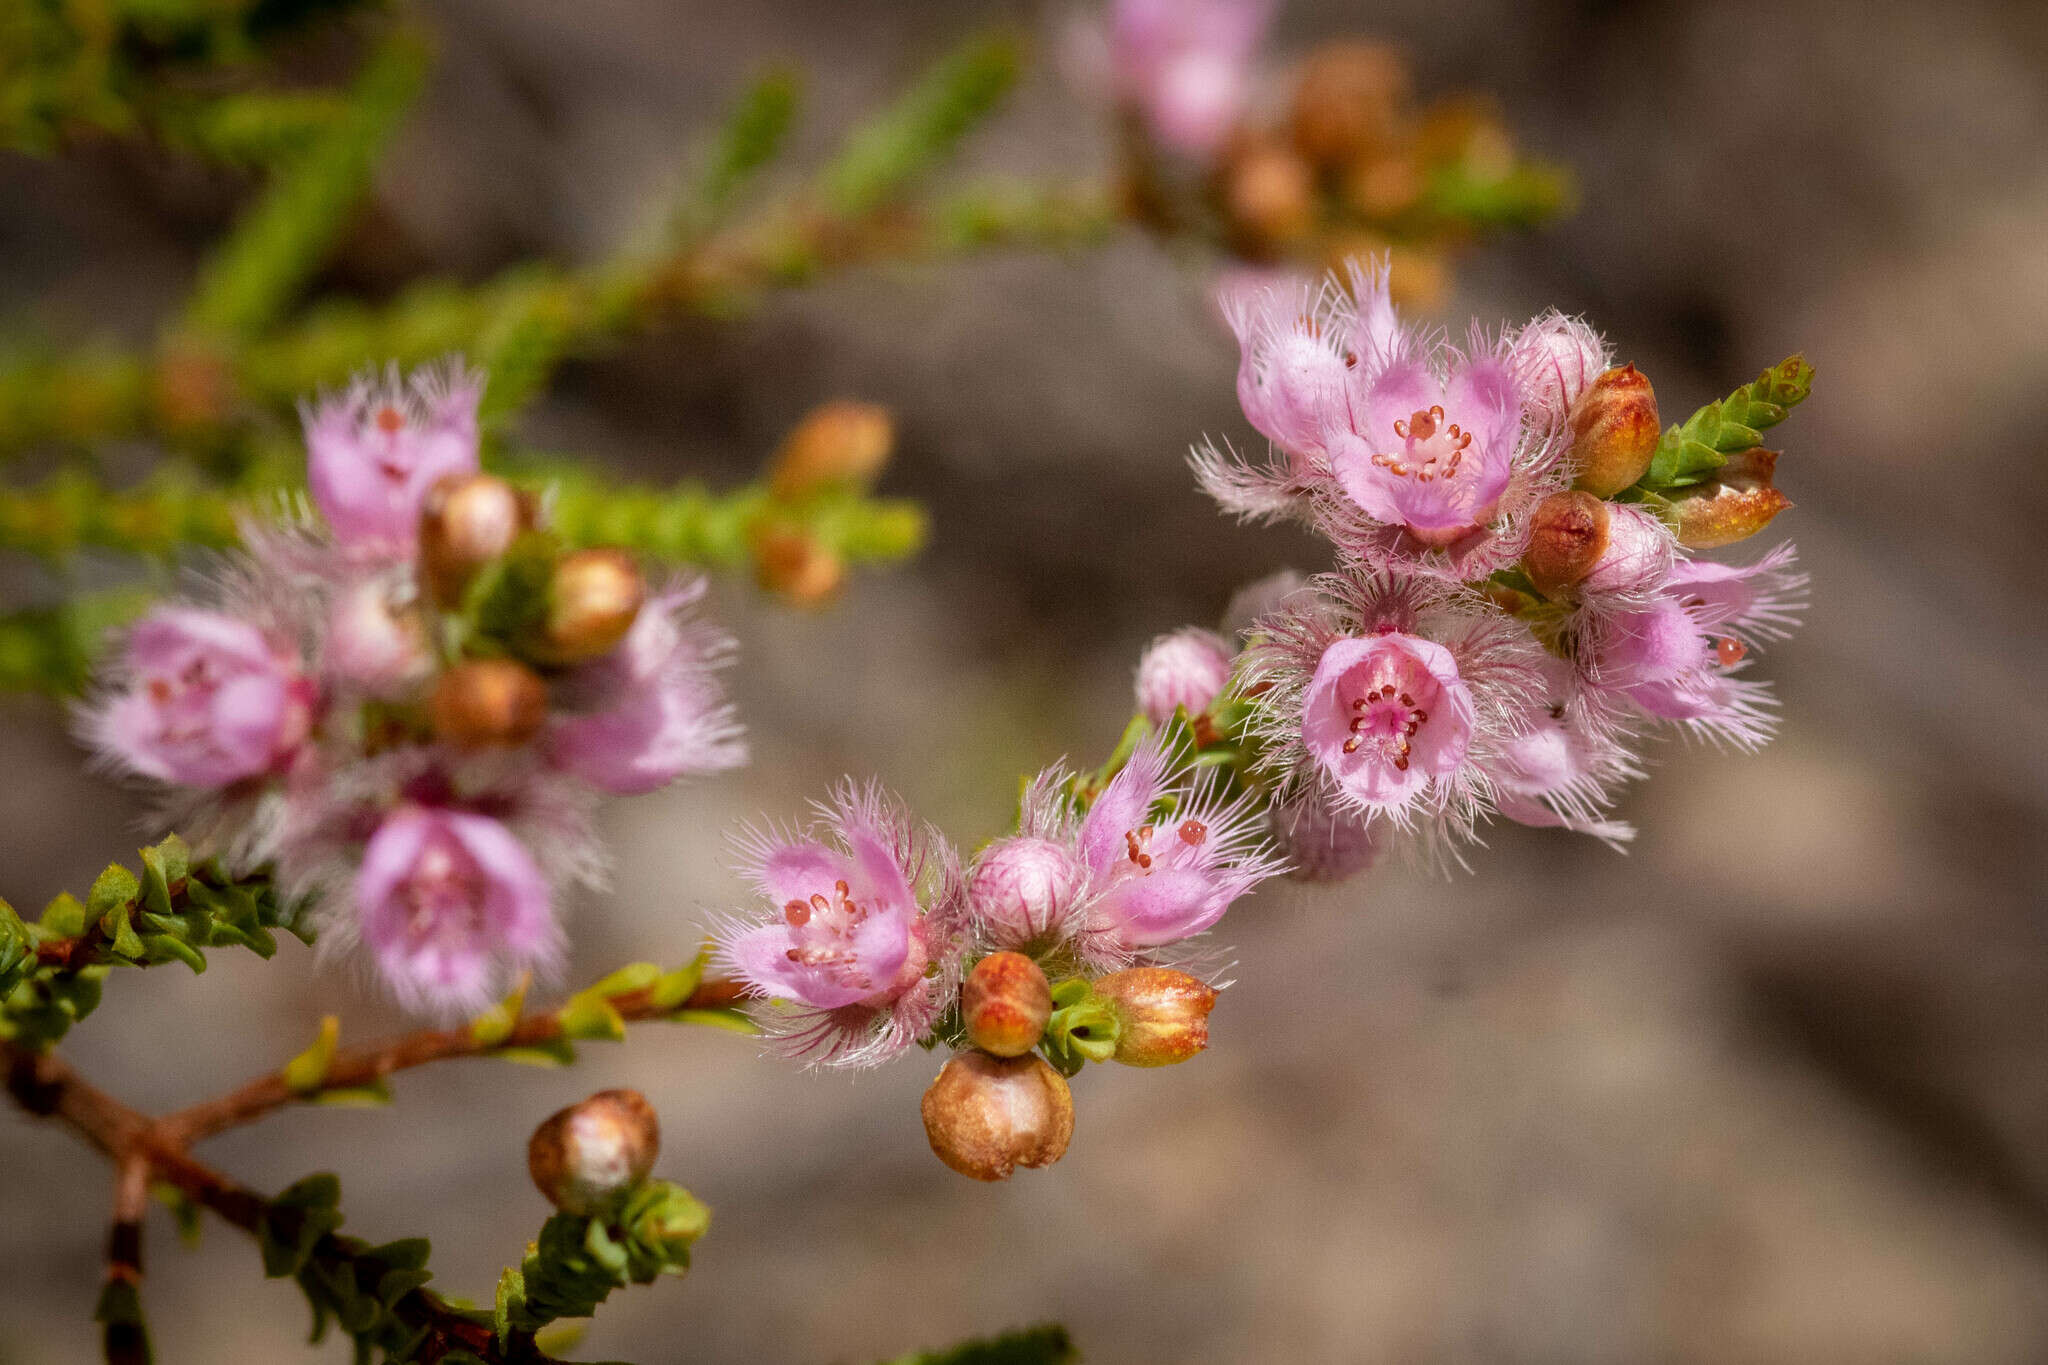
[1570,364,1660,498]
[1093,968,1217,1067]
[528,1088,660,1216]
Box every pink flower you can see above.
[966,835,1088,952]
[355,806,559,1013]
[323,574,431,697]
[1489,660,1638,846]
[1592,543,1806,748]
[1134,626,1234,725]
[1580,502,1674,598]
[1109,0,1275,157]
[718,783,964,1068]
[85,607,314,788]
[1240,570,1549,840]
[1270,793,1382,883]
[1300,633,1475,811]
[1001,738,1285,965]
[1508,310,1610,430]
[1199,260,1564,576]
[549,581,745,795]
[302,362,481,556]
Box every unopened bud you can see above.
[1287,41,1408,169]
[920,1051,1073,1182]
[1569,365,1660,498]
[1523,490,1611,599]
[1581,502,1673,595]
[528,1088,660,1216]
[420,474,533,604]
[1092,968,1217,1067]
[962,952,1053,1058]
[539,548,644,663]
[1134,627,1234,725]
[752,527,844,604]
[1222,140,1315,254]
[768,401,894,499]
[967,837,1085,950]
[429,658,548,748]
[1668,448,1792,549]
[1342,154,1421,220]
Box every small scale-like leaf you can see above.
[283,1016,341,1096]
[669,1007,755,1035]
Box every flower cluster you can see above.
[1200,257,1807,860]
[81,362,745,1012]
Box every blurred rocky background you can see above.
[5,0,2048,1360]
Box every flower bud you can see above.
[1581,502,1673,596]
[967,836,1085,949]
[1668,448,1792,549]
[768,401,894,499]
[1134,627,1234,725]
[1569,364,1661,498]
[1222,140,1315,255]
[752,528,844,604]
[1523,490,1611,599]
[920,1052,1073,1182]
[419,474,533,605]
[539,548,645,664]
[429,658,548,748]
[1092,968,1217,1067]
[961,952,1053,1058]
[1511,312,1609,430]
[326,577,431,696]
[528,1088,660,1216]
[1287,41,1408,169]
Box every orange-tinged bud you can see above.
[528,1088,660,1216]
[1092,968,1217,1067]
[1669,448,1793,549]
[1343,154,1421,220]
[1223,140,1316,254]
[420,474,533,604]
[920,1051,1074,1182]
[1523,490,1612,599]
[540,548,644,663]
[429,658,548,748]
[962,952,1052,1058]
[769,401,895,499]
[1287,41,1408,169]
[1569,365,1661,498]
[752,527,844,604]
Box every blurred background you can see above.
[5,0,2048,1360]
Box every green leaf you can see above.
[87,864,141,918]
[469,973,531,1048]
[820,32,1021,218]
[880,1324,1077,1365]
[310,1082,392,1109]
[283,1015,341,1095]
[1637,355,1814,492]
[581,961,663,999]
[495,1037,578,1068]
[669,1008,756,1035]
[647,954,706,1011]
[557,993,627,1042]
[39,892,88,939]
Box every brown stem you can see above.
[102,1156,150,1365]
[161,975,745,1146]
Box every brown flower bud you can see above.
[528,1088,660,1216]
[1288,41,1408,169]
[1092,968,1217,1067]
[428,658,548,748]
[1523,490,1612,599]
[768,401,895,500]
[1342,154,1421,220]
[419,474,534,604]
[921,1051,1073,1182]
[752,527,844,604]
[1669,448,1793,549]
[538,548,644,663]
[1222,140,1316,255]
[1569,365,1661,498]
[961,952,1052,1058]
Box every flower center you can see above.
[1374,405,1473,484]
[1342,680,1430,772]
[1120,819,1208,875]
[780,878,876,989]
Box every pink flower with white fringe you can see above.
[354,805,559,1014]
[1591,543,1807,748]
[302,361,481,557]
[1507,310,1611,431]
[1239,570,1550,840]
[549,579,746,795]
[1490,659,1639,846]
[1108,0,1275,158]
[83,607,315,788]
[1269,792,1383,883]
[718,784,964,1068]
